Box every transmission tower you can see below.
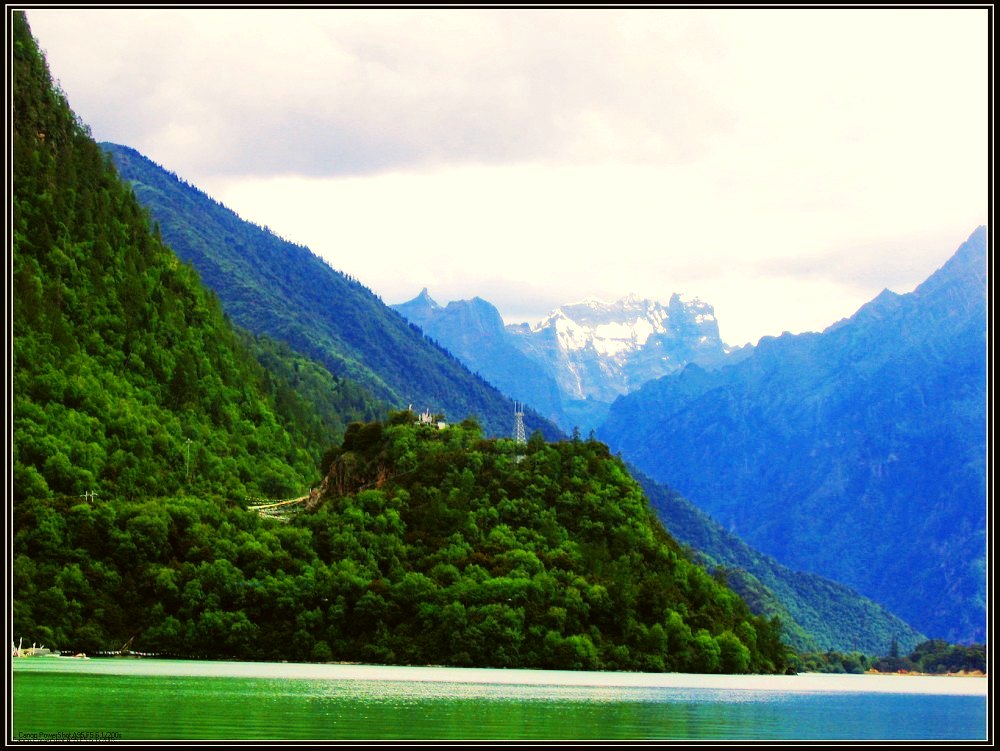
[514,402,526,445]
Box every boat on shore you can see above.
[13,639,58,658]
[13,638,87,659]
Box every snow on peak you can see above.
[531,293,705,356]
[510,291,730,404]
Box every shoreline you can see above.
[13,658,988,696]
[862,668,986,678]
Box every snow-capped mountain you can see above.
[508,293,737,404]
[394,290,745,432]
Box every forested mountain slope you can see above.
[635,472,924,654]
[104,143,560,440]
[12,12,362,502]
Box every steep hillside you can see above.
[634,471,925,654]
[393,290,566,425]
[601,228,988,642]
[303,413,788,671]
[12,12,361,502]
[104,143,560,440]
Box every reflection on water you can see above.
[12,659,988,741]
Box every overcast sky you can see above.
[25,8,988,345]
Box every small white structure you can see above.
[418,409,447,430]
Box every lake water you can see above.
[12,658,988,741]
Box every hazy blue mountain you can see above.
[393,291,566,425]
[104,143,561,440]
[393,287,442,327]
[600,228,988,643]
[634,470,925,654]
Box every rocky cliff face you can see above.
[509,293,733,403]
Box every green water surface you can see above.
[11,659,987,741]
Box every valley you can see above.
[11,8,987,678]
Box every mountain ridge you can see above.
[104,142,562,441]
[600,226,988,643]
[510,293,736,402]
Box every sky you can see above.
[24,8,989,346]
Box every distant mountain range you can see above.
[394,291,748,432]
[600,228,988,643]
[104,143,561,441]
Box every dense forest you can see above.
[12,11,378,503]
[15,413,789,673]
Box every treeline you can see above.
[794,640,986,675]
[872,640,987,675]
[13,415,790,673]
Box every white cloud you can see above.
[24,9,743,176]
[207,164,983,346]
[25,7,989,345]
